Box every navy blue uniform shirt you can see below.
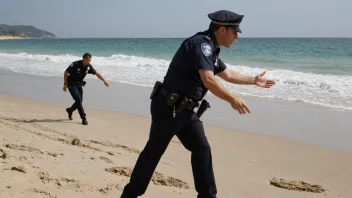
[163,30,227,101]
[66,60,96,83]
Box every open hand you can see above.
[254,71,275,88]
[104,80,110,87]
[230,97,250,115]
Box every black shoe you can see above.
[120,186,137,198]
[120,191,137,198]
[66,108,72,120]
[82,119,88,125]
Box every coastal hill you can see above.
[0,24,56,38]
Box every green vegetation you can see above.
[0,24,56,38]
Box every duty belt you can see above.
[150,81,209,118]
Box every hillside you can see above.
[0,24,56,38]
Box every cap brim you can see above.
[233,26,242,33]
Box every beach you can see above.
[1,70,352,198]
[1,37,352,197]
[0,36,26,40]
[1,0,352,196]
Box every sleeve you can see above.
[65,62,75,74]
[215,58,227,74]
[88,65,96,75]
[192,42,214,72]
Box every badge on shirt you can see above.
[201,43,212,57]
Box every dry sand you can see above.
[0,36,27,40]
[0,93,351,198]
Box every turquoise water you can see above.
[1,38,352,75]
[0,37,352,111]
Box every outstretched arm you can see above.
[217,68,275,88]
[199,69,250,114]
[95,71,109,87]
[217,68,255,85]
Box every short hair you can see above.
[209,22,234,32]
[83,53,92,59]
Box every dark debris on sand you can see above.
[270,178,327,193]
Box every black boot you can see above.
[82,118,88,125]
[120,191,137,198]
[66,108,73,120]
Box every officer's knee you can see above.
[74,98,82,104]
[193,140,211,154]
[144,139,170,157]
[191,143,212,165]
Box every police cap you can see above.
[208,10,244,33]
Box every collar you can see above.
[206,29,220,54]
[80,60,90,67]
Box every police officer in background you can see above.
[63,53,109,125]
[121,10,275,198]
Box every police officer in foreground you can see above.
[120,10,276,198]
[63,53,109,125]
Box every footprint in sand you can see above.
[18,156,28,161]
[38,172,53,184]
[105,166,189,189]
[67,138,102,152]
[99,184,122,194]
[269,178,327,193]
[38,171,79,188]
[11,165,26,173]
[99,156,113,163]
[5,144,43,155]
[71,138,82,146]
[37,171,121,194]
[47,152,58,157]
[30,189,57,198]
[88,140,140,154]
[0,149,7,159]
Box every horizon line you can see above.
[53,36,352,39]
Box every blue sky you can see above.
[1,0,351,38]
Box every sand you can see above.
[0,36,27,40]
[0,93,352,198]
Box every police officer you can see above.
[63,53,109,125]
[120,10,275,198]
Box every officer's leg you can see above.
[76,85,86,120]
[68,85,86,120]
[122,119,175,197]
[176,119,217,198]
[68,85,79,112]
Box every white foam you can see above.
[0,52,351,111]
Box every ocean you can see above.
[1,37,352,111]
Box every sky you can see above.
[0,0,351,38]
